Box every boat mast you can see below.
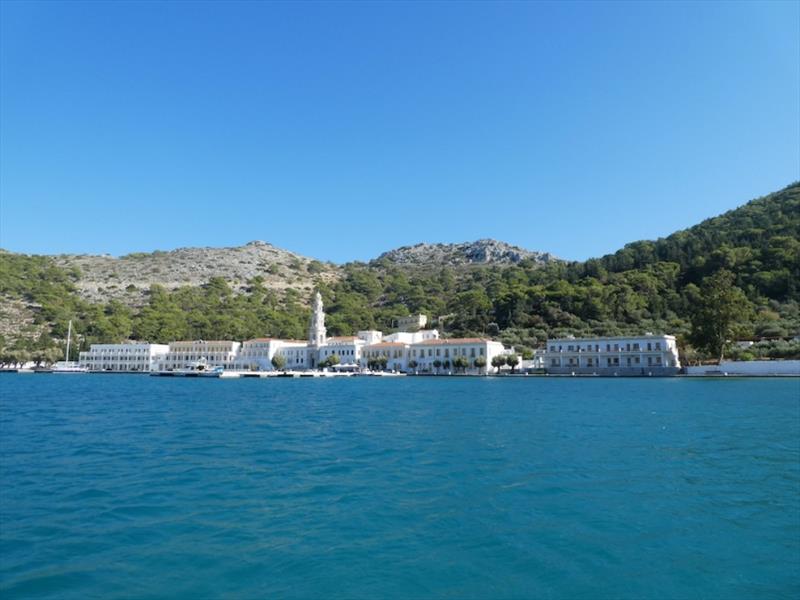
[65,320,72,362]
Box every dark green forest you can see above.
[1,183,798,363]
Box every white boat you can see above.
[50,361,90,374]
[150,358,223,378]
[51,321,89,374]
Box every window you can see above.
[655,342,661,350]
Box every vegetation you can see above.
[271,354,286,371]
[1,184,798,363]
[367,355,388,371]
[491,355,506,372]
[452,356,469,372]
[506,354,519,373]
[688,270,753,363]
[319,353,341,369]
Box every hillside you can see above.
[1,183,798,361]
[51,240,339,305]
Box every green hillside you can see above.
[1,183,798,364]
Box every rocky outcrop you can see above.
[374,239,557,267]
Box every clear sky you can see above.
[1,1,798,263]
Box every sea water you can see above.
[1,376,798,599]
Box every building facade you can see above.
[235,338,283,371]
[361,337,508,374]
[545,334,681,376]
[79,343,170,372]
[157,340,241,371]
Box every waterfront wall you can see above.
[546,366,680,377]
[685,360,800,376]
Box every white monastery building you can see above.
[77,292,682,377]
[158,340,241,372]
[545,334,681,376]
[79,343,170,372]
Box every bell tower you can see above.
[308,291,327,347]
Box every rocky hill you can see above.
[374,239,557,267]
[51,241,339,305]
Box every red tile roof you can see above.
[171,340,239,344]
[412,338,488,345]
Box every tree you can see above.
[453,356,469,372]
[474,356,486,372]
[408,359,418,371]
[369,355,388,371]
[433,359,442,372]
[12,349,31,367]
[506,353,519,373]
[327,353,340,368]
[491,355,506,373]
[689,269,754,363]
[271,354,286,371]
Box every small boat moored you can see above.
[150,358,223,378]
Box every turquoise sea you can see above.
[1,376,798,599]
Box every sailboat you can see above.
[51,320,89,374]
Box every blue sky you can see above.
[1,1,798,263]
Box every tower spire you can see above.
[308,291,327,347]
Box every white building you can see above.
[394,314,428,332]
[273,340,312,370]
[545,334,681,376]
[361,337,507,375]
[158,340,241,372]
[410,338,507,374]
[235,338,283,371]
[362,342,409,372]
[317,336,364,368]
[357,330,384,345]
[383,329,440,344]
[79,343,170,372]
